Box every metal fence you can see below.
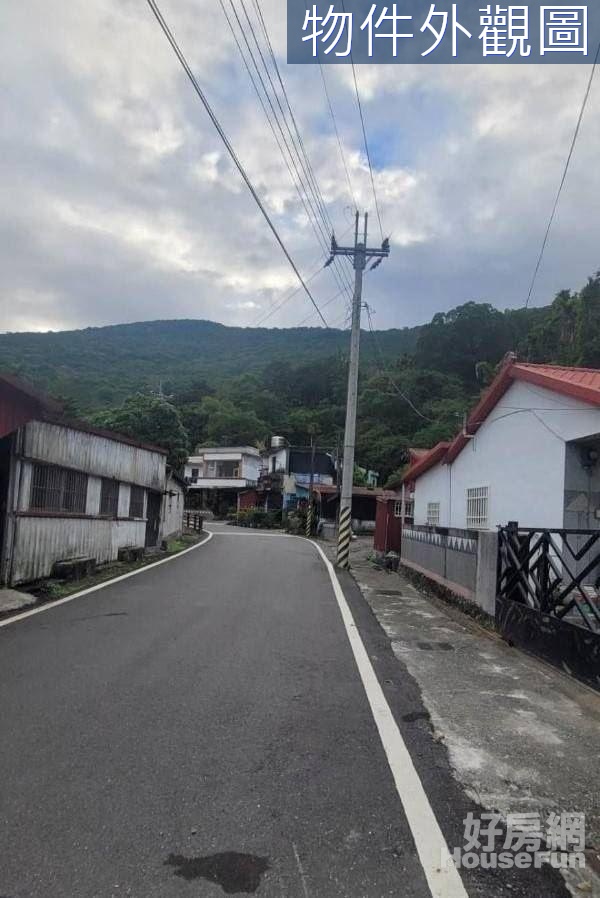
[497,522,600,691]
[183,511,204,532]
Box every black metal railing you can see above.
[498,522,600,632]
[497,522,600,692]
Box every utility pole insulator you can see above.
[333,211,390,570]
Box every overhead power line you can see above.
[525,41,600,309]
[145,0,329,328]
[318,62,358,212]
[364,304,432,422]
[349,61,384,241]
[247,0,354,297]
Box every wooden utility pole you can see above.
[329,211,390,569]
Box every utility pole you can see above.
[305,435,316,538]
[328,211,390,569]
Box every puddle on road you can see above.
[164,851,269,894]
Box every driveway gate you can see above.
[497,522,600,691]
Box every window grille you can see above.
[394,500,402,518]
[404,499,414,519]
[466,486,489,529]
[426,502,440,527]
[129,485,145,518]
[100,478,120,517]
[30,464,88,514]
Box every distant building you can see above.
[184,446,262,514]
[257,438,337,511]
[0,374,179,586]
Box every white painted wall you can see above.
[413,380,600,530]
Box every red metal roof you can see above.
[402,442,450,483]
[413,358,600,476]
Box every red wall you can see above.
[239,490,259,510]
[374,498,403,553]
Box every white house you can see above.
[184,446,262,513]
[406,358,600,532]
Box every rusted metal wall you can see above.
[23,421,166,490]
[10,517,145,584]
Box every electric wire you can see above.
[318,61,358,212]
[245,0,354,298]
[525,41,600,308]
[349,60,384,241]
[365,304,433,421]
[145,0,329,327]
[226,0,353,301]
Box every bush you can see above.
[233,507,282,529]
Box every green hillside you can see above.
[2,270,599,481]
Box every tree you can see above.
[90,394,189,470]
[576,273,600,367]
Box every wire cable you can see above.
[318,62,358,212]
[525,42,600,308]
[349,61,384,241]
[145,0,329,328]
[365,305,433,421]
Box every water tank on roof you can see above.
[271,435,286,449]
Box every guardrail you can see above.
[183,511,204,532]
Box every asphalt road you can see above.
[0,526,569,898]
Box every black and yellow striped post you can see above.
[329,211,390,571]
[305,501,313,538]
[336,503,352,569]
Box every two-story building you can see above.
[184,446,262,515]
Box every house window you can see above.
[394,499,414,519]
[30,464,88,514]
[100,478,120,517]
[394,500,402,518]
[191,467,199,482]
[426,502,440,527]
[129,485,145,518]
[466,486,489,529]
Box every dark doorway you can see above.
[145,491,161,548]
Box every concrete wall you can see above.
[414,381,600,531]
[401,525,498,615]
[401,527,478,599]
[161,476,184,540]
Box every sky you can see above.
[1,0,599,334]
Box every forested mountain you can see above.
[3,271,600,481]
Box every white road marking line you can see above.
[291,842,311,898]
[0,532,214,629]
[311,541,469,898]
[210,530,468,895]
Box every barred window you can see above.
[394,500,402,518]
[129,485,145,518]
[30,464,88,514]
[426,502,440,527]
[466,486,489,529]
[100,478,120,517]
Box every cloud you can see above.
[1,1,599,337]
